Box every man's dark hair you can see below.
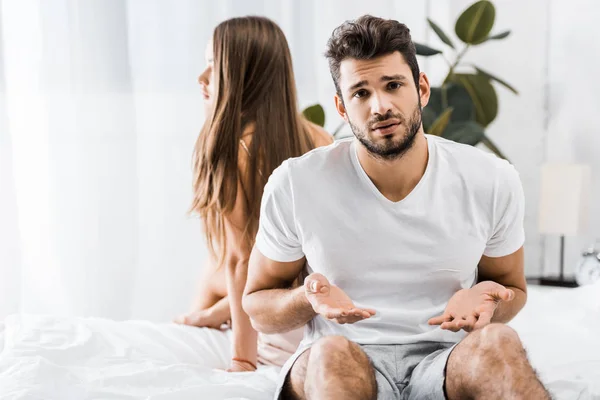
[325,15,420,98]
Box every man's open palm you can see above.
[304,273,376,325]
[428,281,515,332]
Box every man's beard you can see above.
[348,102,422,161]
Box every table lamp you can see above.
[536,163,591,287]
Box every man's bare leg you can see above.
[446,323,551,400]
[280,335,377,400]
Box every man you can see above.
[242,15,550,400]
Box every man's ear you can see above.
[334,94,348,122]
[418,72,431,108]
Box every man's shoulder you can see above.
[281,138,352,177]
[429,134,515,180]
[292,137,352,166]
[265,138,352,196]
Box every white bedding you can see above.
[0,282,599,400]
[0,317,279,400]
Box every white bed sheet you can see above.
[0,316,279,400]
[0,282,599,400]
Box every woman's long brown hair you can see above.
[191,16,314,266]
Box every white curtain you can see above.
[0,0,436,322]
[5,0,596,322]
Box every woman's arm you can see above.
[222,176,257,372]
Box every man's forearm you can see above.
[243,286,316,334]
[492,286,527,323]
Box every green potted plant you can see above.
[303,0,516,159]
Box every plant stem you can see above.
[442,54,452,69]
[332,121,346,138]
[447,45,470,82]
[442,84,449,110]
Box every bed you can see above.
[1,282,599,400]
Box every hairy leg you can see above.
[446,323,551,400]
[280,335,377,400]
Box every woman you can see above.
[175,16,332,372]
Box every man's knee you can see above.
[447,324,525,397]
[309,335,373,372]
[477,323,521,349]
[451,324,526,380]
[306,336,377,399]
[309,335,354,362]
[463,324,523,363]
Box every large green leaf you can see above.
[427,83,475,123]
[428,19,455,49]
[442,121,485,145]
[426,87,443,116]
[455,0,496,45]
[302,104,325,127]
[486,30,510,40]
[452,73,498,126]
[414,42,443,56]
[428,108,453,136]
[474,30,511,45]
[474,66,518,95]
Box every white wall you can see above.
[544,0,600,276]
[447,0,600,277]
[126,0,437,321]
[0,0,437,322]
[2,0,597,322]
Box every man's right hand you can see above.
[304,273,376,324]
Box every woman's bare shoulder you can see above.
[305,121,334,148]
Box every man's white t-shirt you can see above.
[255,134,525,346]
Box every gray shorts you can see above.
[277,341,456,400]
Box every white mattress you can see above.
[1,282,599,400]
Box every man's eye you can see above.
[354,89,368,98]
[388,82,402,90]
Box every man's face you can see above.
[335,52,430,160]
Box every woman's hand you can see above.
[227,359,257,372]
[175,296,231,329]
[174,309,229,329]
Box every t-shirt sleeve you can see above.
[483,162,526,257]
[254,160,304,262]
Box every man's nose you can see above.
[370,93,392,116]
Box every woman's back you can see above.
[186,15,333,371]
[239,121,332,366]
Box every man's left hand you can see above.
[428,281,515,332]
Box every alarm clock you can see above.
[575,243,600,286]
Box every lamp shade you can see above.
[538,163,591,235]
